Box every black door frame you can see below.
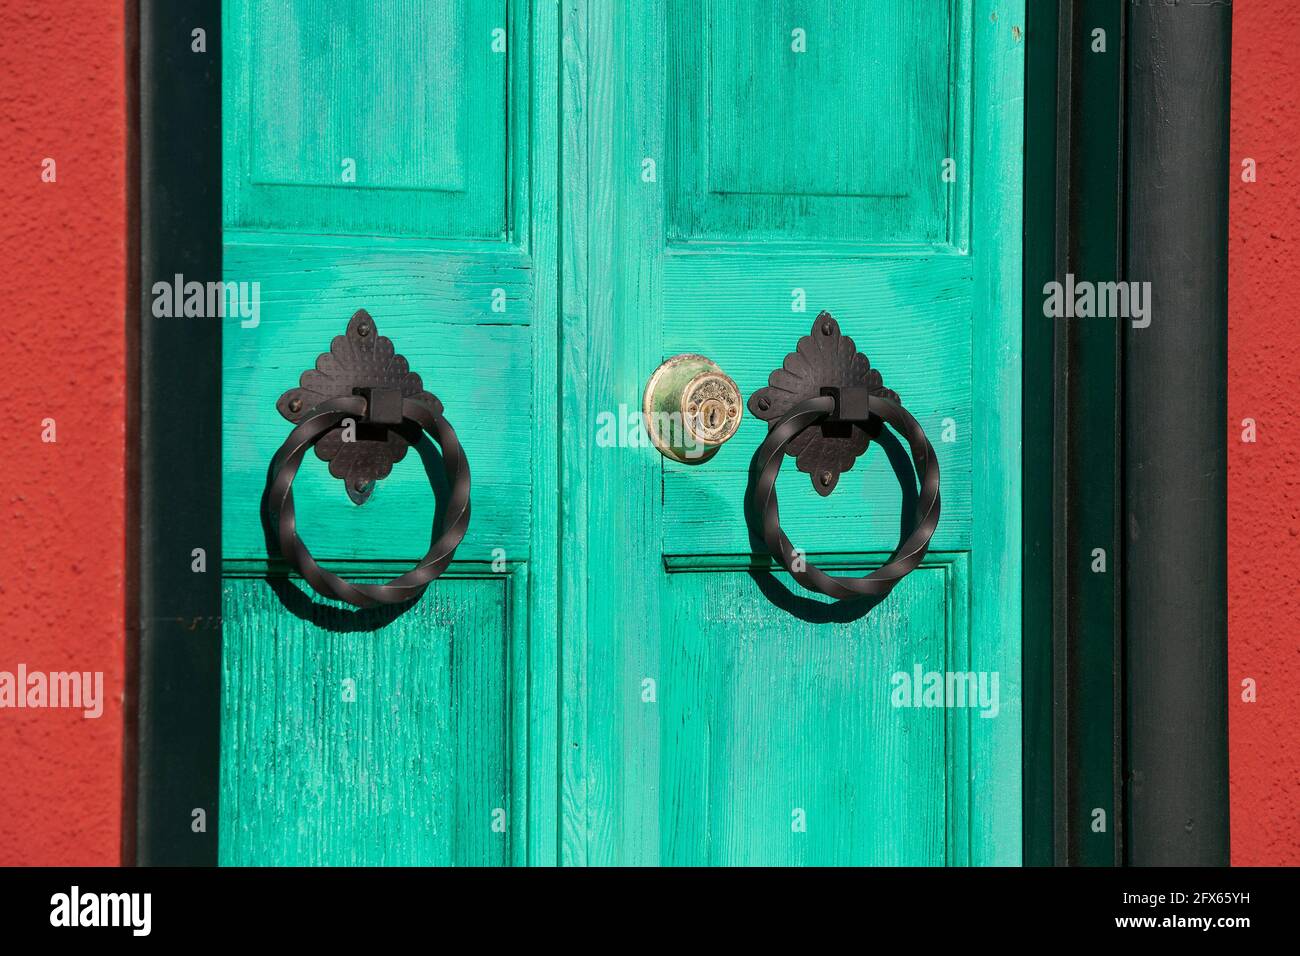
[131,0,1231,866]
[1023,0,1129,868]
[129,0,223,866]
[1122,0,1231,867]
[1022,0,1231,866]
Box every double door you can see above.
[219,0,1023,866]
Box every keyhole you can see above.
[704,403,722,429]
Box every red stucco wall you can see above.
[0,2,128,864]
[1228,1,1300,866]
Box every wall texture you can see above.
[0,1,128,864]
[1228,0,1300,866]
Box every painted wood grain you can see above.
[219,576,511,865]
[224,0,509,238]
[563,0,1022,867]
[967,0,1025,865]
[222,243,535,562]
[221,0,558,865]
[666,0,967,246]
[659,562,959,865]
[559,0,594,866]
[523,0,563,868]
[661,253,974,554]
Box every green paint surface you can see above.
[220,576,511,866]
[560,0,1023,866]
[222,0,1022,866]
[657,558,966,865]
[225,0,509,238]
[220,0,558,866]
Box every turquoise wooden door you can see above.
[219,0,1022,866]
[219,1,559,865]
[560,1,1023,865]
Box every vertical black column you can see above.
[131,0,222,865]
[1025,0,1128,867]
[1124,0,1231,866]
[1059,0,1128,868]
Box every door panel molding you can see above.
[664,0,974,252]
[222,0,517,240]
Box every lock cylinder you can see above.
[642,354,743,464]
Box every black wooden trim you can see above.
[1122,0,1231,866]
[1049,0,1075,868]
[130,0,223,866]
[1024,0,1129,867]
[1058,0,1128,868]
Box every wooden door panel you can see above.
[566,0,1022,866]
[225,0,509,238]
[661,254,973,555]
[221,246,534,563]
[658,560,964,866]
[219,1,556,866]
[666,0,968,247]
[219,576,514,866]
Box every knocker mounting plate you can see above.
[747,311,900,497]
[276,309,439,505]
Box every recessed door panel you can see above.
[220,576,511,866]
[658,561,964,866]
[225,0,509,238]
[667,0,969,247]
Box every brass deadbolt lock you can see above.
[642,354,743,464]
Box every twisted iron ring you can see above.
[264,395,470,608]
[751,394,940,601]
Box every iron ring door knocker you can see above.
[264,310,471,608]
[747,312,940,602]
